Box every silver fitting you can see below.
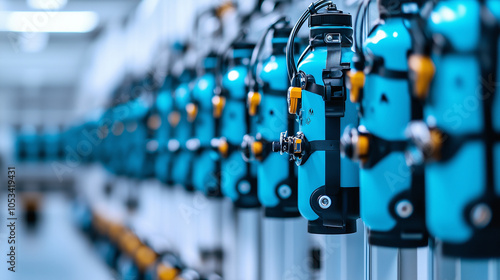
[319,195,332,209]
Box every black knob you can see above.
[272,141,281,153]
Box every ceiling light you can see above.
[1,11,99,33]
[27,0,68,10]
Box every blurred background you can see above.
[0,1,364,279]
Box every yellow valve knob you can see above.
[120,231,141,256]
[147,114,162,131]
[157,264,178,280]
[247,91,262,116]
[429,129,444,160]
[409,55,435,100]
[347,70,365,103]
[186,103,198,122]
[108,222,125,243]
[293,138,302,154]
[93,214,107,235]
[212,95,226,118]
[218,139,229,158]
[357,134,370,159]
[216,1,235,18]
[288,87,302,114]
[135,245,157,271]
[168,112,181,128]
[251,141,263,157]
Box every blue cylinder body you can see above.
[357,9,427,247]
[124,98,154,179]
[154,82,175,184]
[295,19,359,233]
[423,0,500,257]
[191,57,220,195]
[256,36,299,217]
[220,46,259,207]
[108,104,129,176]
[171,81,195,189]
[17,133,41,161]
[42,132,62,161]
[99,108,117,173]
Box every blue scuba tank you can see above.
[215,40,260,208]
[42,130,62,162]
[80,121,101,164]
[246,18,300,217]
[17,130,41,162]
[274,1,359,234]
[108,103,128,176]
[138,76,162,180]
[170,70,196,190]
[124,95,153,179]
[341,0,429,247]
[14,132,26,162]
[153,76,176,184]
[407,0,500,257]
[190,54,221,196]
[98,108,116,172]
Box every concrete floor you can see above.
[0,192,115,280]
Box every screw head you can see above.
[470,203,492,228]
[278,185,292,199]
[395,200,413,218]
[325,34,333,42]
[319,195,331,209]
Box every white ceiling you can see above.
[0,0,141,126]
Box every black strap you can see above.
[368,56,408,79]
[479,3,498,197]
[361,133,407,169]
[325,115,341,198]
[309,140,340,152]
[214,107,222,196]
[243,85,253,177]
[287,114,296,178]
[406,14,426,120]
[323,40,345,198]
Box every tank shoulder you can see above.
[223,65,248,99]
[364,18,412,71]
[429,1,481,52]
[155,90,174,114]
[260,55,288,90]
[174,83,192,108]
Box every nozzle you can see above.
[212,95,226,118]
[247,91,262,116]
[186,103,198,122]
[347,70,365,103]
[406,121,443,163]
[340,126,369,162]
[271,141,281,153]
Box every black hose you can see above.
[359,0,371,52]
[248,16,289,91]
[214,31,248,95]
[286,0,332,83]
